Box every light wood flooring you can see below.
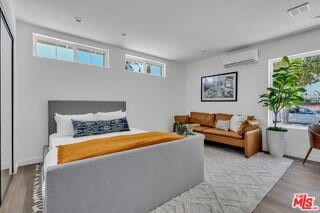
[0,165,34,213]
[254,157,320,213]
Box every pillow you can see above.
[248,119,260,126]
[215,120,230,131]
[237,119,260,134]
[230,115,246,132]
[190,112,215,127]
[95,111,126,121]
[72,117,130,138]
[95,110,122,116]
[214,113,233,127]
[54,113,95,136]
[247,115,255,120]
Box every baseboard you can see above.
[14,156,43,174]
[1,163,11,170]
[285,151,320,162]
[263,148,320,163]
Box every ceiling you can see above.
[12,0,320,62]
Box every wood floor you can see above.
[0,165,34,213]
[254,158,320,213]
[0,159,319,213]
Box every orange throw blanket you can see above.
[57,132,184,164]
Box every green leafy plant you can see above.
[273,55,320,87]
[259,56,306,131]
[300,56,320,86]
[176,122,194,136]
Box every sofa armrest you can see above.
[173,115,191,132]
[174,115,190,123]
[173,121,177,132]
[244,128,262,158]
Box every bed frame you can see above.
[45,100,204,213]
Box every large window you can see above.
[33,33,109,67]
[269,50,320,128]
[125,54,166,77]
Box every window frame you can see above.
[33,33,109,68]
[125,54,166,77]
[268,49,320,130]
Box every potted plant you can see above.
[259,56,306,157]
[175,122,194,136]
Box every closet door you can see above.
[0,9,13,203]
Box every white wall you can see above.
[185,28,320,162]
[15,21,186,169]
[0,0,15,35]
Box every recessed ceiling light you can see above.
[287,2,311,18]
[73,17,84,23]
[122,32,128,37]
[202,50,207,53]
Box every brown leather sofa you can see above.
[174,112,262,158]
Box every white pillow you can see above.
[54,113,95,136]
[230,115,246,132]
[95,111,126,121]
[96,110,122,116]
[215,120,230,131]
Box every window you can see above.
[33,33,109,67]
[269,50,320,128]
[77,48,105,67]
[125,55,166,77]
[36,41,56,59]
[57,45,73,62]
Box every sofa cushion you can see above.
[174,115,190,124]
[214,113,233,127]
[192,126,209,132]
[190,112,215,127]
[230,115,246,132]
[238,119,260,135]
[202,128,243,139]
[215,120,230,131]
[247,115,255,120]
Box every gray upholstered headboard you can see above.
[48,100,126,135]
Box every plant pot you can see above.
[266,129,288,158]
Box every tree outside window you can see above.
[272,54,320,125]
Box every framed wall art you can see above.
[201,72,238,102]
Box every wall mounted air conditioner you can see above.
[223,49,259,68]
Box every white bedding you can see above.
[44,128,146,176]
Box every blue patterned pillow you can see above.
[72,117,130,137]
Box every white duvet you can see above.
[44,128,146,176]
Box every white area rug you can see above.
[33,144,293,213]
[150,144,293,213]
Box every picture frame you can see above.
[201,72,238,102]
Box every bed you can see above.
[44,101,204,213]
